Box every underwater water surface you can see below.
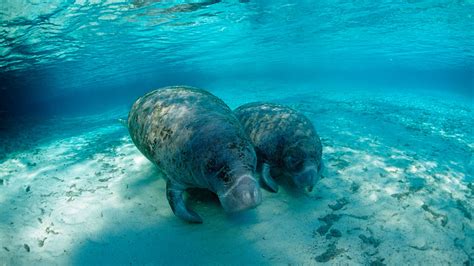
[0,1,473,265]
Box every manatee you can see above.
[128,86,262,223]
[234,102,323,192]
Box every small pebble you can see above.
[38,238,46,247]
[330,229,342,237]
[351,183,360,192]
[316,224,331,236]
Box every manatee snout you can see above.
[294,165,317,192]
[293,161,324,192]
[218,175,262,213]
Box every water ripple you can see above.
[0,0,472,77]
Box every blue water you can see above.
[0,1,473,265]
[1,0,473,113]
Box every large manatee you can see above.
[128,86,262,223]
[234,102,323,192]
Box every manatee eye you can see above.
[205,158,219,174]
[286,156,295,166]
[206,160,233,184]
[216,164,233,184]
[285,149,305,171]
[219,171,232,184]
[287,156,304,171]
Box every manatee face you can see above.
[234,102,323,194]
[203,142,262,213]
[283,146,323,191]
[216,172,262,213]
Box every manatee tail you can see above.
[118,118,128,128]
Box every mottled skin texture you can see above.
[234,102,323,192]
[128,86,261,223]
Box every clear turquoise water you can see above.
[0,0,473,113]
[0,1,473,265]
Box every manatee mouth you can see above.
[294,165,319,192]
[218,175,262,213]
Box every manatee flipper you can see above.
[166,180,203,223]
[261,163,279,193]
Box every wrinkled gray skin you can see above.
[234,103,323,193]
[128,86,262,223]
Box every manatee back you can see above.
[127,86,232,170]
[234,102,321,164]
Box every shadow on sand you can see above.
[71,176,267,265]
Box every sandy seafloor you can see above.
[0,84,473,265]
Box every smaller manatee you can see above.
[234,102,323,192]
